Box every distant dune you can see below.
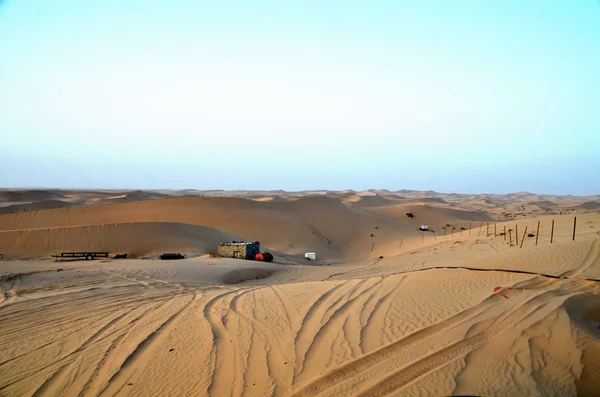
[0,200,77,214]
[396,197,448,205]
[571,201,600,210]
[527,200,557,209]
[104,190,170,203]
[341,194,398,207]
[0,189,68,203]
[362,202,494,228]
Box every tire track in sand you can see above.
[292,281,354,378]
[0,292,172,393]
[291,279,588,397]
[289,291,503,397]
[354,287,582,396]
[561,239,600,278]
[204,288,244,397]
[17,293,179,397]
[97,291,198,396]
[295,277,385,384]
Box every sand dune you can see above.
[0,222,238,258]
[457,199,499,209]
[396,197,449,205]
[528,200,557,209]
[362,202,494,230]
[571,201,600,210]
[340,194,401,207]
[1,190,600,396]
[104,190,171,203]
[0,199,77,214]
[0,196,422,261]
[1,188,598,207]
[0,189,68,203]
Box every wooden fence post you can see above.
[494,224,497,238]
[399,238,403,249]
[520,227,527,248]
[516,224,519,246]
[371,242,375,252]
[486,222,489,237]
[535,221,540,246]
[469,222,472,235]
[551,220,555,243]
[509,229,512,245]
[573,217,577,241]
[504,226,506,241]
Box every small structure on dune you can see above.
[419,224,429,231]
[305,252,316,261]
[218,241,261,260]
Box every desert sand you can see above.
[1,189,600,396]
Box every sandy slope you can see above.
[572,201,600,210]
[0,189,69,203]
[1,191,600,396]
[0,200,78,214]
[0,196,465,261]
[0,222,239,258]
[361,202,494,227]
[1,230,600,396]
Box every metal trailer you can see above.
[55,252,109,261]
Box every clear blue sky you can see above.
[1,0,599,194]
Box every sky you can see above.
[0,0,599,194]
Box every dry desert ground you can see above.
[1,189,600,396]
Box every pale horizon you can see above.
[1,0,599,195]
[1,186,599,199]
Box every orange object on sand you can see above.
[494,286,515,293]
[255,253,264,261]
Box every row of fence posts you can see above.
[400,216,579,253]
[435,217,578,248]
